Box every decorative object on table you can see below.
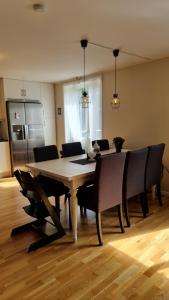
[93,140,100,153]
[93,140,101,159]
[80,39,90,108]
[87,151,96,161]
[113,136,125,153]
[111,49,120,109]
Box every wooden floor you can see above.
[0,179,169,300]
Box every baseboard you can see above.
[0,171,12,179]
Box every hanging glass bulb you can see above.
[111,93,120,109]
[81,89,90,108]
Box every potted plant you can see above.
[113,136,125,153]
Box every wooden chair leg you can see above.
[123,199,130,227]
[84,207,87,216]
[67,195,72,230]
[144,192,149,214]
[80,205,84,216]
[55,196,60,219]
[140,193,147,218]
[118,204,125,233]
[80,206,87,217]
[156,183,162,206]
[96,212,103,245]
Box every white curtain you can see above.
[63,77,102,151]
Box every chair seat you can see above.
[23,203,50,219]
[77,185,97,211]
[38,175,69,198]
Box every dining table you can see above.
[26,148,128,242]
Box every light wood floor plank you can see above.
[1,179,169,299]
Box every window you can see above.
[63,77,102,150]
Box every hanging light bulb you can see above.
[80,39,90,108]
[111,49,120,109]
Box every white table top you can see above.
[27,149,129,182]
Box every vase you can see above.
[113,137,125,153]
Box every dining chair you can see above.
[33,145,71,228]
[13,170,65,252]
[77,152,127,245]
[33,144,59,162]
[145,143,165,208]
[92,139,110,151]
[123,147,149,227]
[60,142,85,157]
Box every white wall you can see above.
[55,57,169,191]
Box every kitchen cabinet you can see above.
[3,79,24,100]
[0,142,11,177]
[3,78,40,101]
[40,83,56,145]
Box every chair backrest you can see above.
[146,143,165,189]
[94,153,126,212]
[125,148,149,200]
[33,145,59,162]
[92,139,110,151]
[14,169,41,202]
[61,142,85,157]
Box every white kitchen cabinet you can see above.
[23,81,40,100]
[3,78,40,101]
[0,141,11,177]
[3,79,24,100]
[40,83,56,145]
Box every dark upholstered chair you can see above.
[33,145,59,162]
[92,139,110,151]
[60,142,85,157]
[33,145,71,227]
[145,143,165,207]
[123,148,149,227]
[77,153,127,245]
[13,170,65,252]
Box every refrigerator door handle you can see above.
[24,124,29,141]
[23,125,26,140]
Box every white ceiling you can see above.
[0,0,169,82]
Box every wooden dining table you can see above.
[26,148,128,242]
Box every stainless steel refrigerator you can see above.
[7,101,45,173]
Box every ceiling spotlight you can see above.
[32,3,46,12]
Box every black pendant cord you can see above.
[115,56,117,95]
[84,47,86,91]
[88,41,152,61]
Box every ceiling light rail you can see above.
[88,41,152,61]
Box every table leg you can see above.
[69,184,78,242]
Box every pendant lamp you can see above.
[80,39,90,108]
[111,49,120,109]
